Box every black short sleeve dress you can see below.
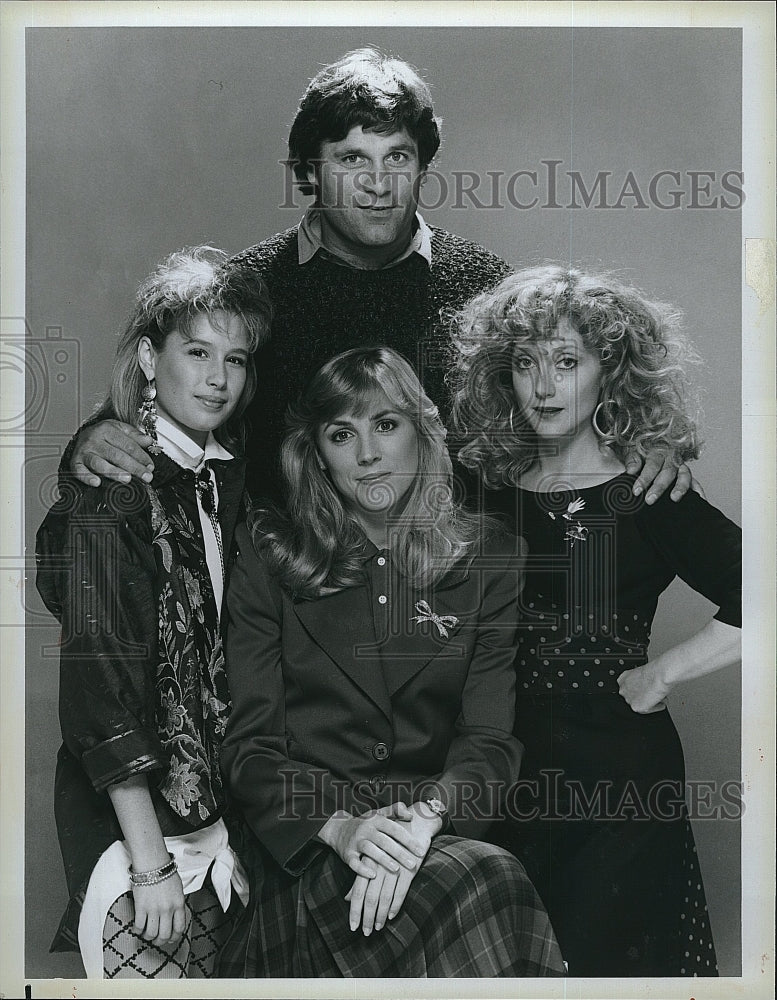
[484,473,741,977]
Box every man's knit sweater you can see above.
[229,226,512,499]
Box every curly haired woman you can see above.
[449,266,741,977]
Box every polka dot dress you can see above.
[482,474,737,977]
[679,838,719,975]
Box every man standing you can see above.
[70,48,686,501]
[229,48,516,496]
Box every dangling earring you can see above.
[138,378,162,453]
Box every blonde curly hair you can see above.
[448,265,702,488]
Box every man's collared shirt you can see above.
[297,208,432,269]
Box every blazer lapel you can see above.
[213,458,247,556]
[382,567,471,697]
[293,587,393,723]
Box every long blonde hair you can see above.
[250,347,486,598]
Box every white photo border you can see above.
[1,2,773,998]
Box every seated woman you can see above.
[218,346,565,978]
[35,247,271,978]
[448,266,742,977]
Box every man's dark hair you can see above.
[287,47,442,195]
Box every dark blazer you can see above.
[221,524,526,875]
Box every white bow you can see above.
[410,600,459,639]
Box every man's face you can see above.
[308,125,425,266]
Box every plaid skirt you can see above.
[218,835,565,978]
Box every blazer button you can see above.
[369,775,386,792]
[372,741,390,761]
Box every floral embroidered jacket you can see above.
[35,451,247,950]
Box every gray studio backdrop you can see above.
[24,26,742,978]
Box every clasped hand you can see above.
[320,803,428,880]
[340,802,441,936]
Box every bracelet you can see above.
[128,853,178,887]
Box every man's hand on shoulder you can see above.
[625,450,703,505]
[71,419,155,487]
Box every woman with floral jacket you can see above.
[35,247,271,979]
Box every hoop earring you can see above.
[507,407,517,435]
[138,378,160,448]
[592,401,612,439]
[593,399,634,442]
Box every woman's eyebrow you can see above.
[182,337,250,355]
[323,416,356,430]
[324,407,401,429]
[368,409,400,420]
[515,341,579,353]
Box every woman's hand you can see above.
[70,419,155,487]
[131,872,187,946]
[617,663,670,713]
[106,775,187,946]
[619,621,740,715]
[344,802,443,934]
[318,804,428,880]
[345,865,400,936]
